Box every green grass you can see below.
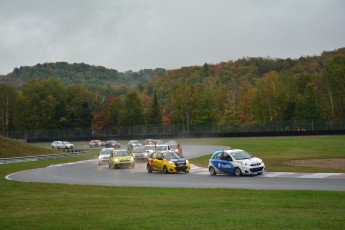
[0,135,60,158]
[1,136,345,229]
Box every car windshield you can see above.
[230,150,253,160]
[162,151,182,160]
[113,151,130,157]
[100,149,112,155]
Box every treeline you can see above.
[0,62,165,88]
[0,48,344,134]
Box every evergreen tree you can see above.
[147,91,162,125]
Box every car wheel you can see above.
[162,166,168,174]
[147,164,152,173]
[234,167,242,176]
[209,166,217,176]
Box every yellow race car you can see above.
[147,151,190,174]
[108,149,135,169]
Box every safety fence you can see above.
[1,120,345,141]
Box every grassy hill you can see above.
[0,135,58,158]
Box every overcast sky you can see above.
[0,0,344,75]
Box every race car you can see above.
[108,149,135,169]
[208,148,265,176]
[146,151,190,174]
[98,148,114,165]
[131,146,149,160]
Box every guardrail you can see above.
[0,149,91,164]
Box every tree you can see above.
[0,84,17,134]
[64,85,100,128]
[254,71,286,121]
[146,91,162,125]
[21,78,65,129]
[169,84,198,133]
[195,90,216,125]
[106,95,125,126]
[323,55,345,119]
[124,91,144,126]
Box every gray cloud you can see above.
[0,0,344,75]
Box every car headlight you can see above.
[114,158,119,162]
[130,157,134,161]
[186,159,189,163]
[168,161,174,164]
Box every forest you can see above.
[0,47,344,134]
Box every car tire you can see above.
[209,166,217,176]
[147,164,152,173]
[163,166,168,174]
[234,167,242,176]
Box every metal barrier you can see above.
[0,150,91,164]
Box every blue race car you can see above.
[208,148,265,176]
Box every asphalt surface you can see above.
[6,145,345,191]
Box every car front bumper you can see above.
[241,166,265,175]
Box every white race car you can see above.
[208,148,265,176]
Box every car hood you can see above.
[117,156,132,160]
[99,154,110,159]
[237,157,263,165]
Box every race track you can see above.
[6,145,345,191]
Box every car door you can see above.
[154,152,164,171]
[211,151,234,174]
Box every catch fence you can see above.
[1,120,345,141]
